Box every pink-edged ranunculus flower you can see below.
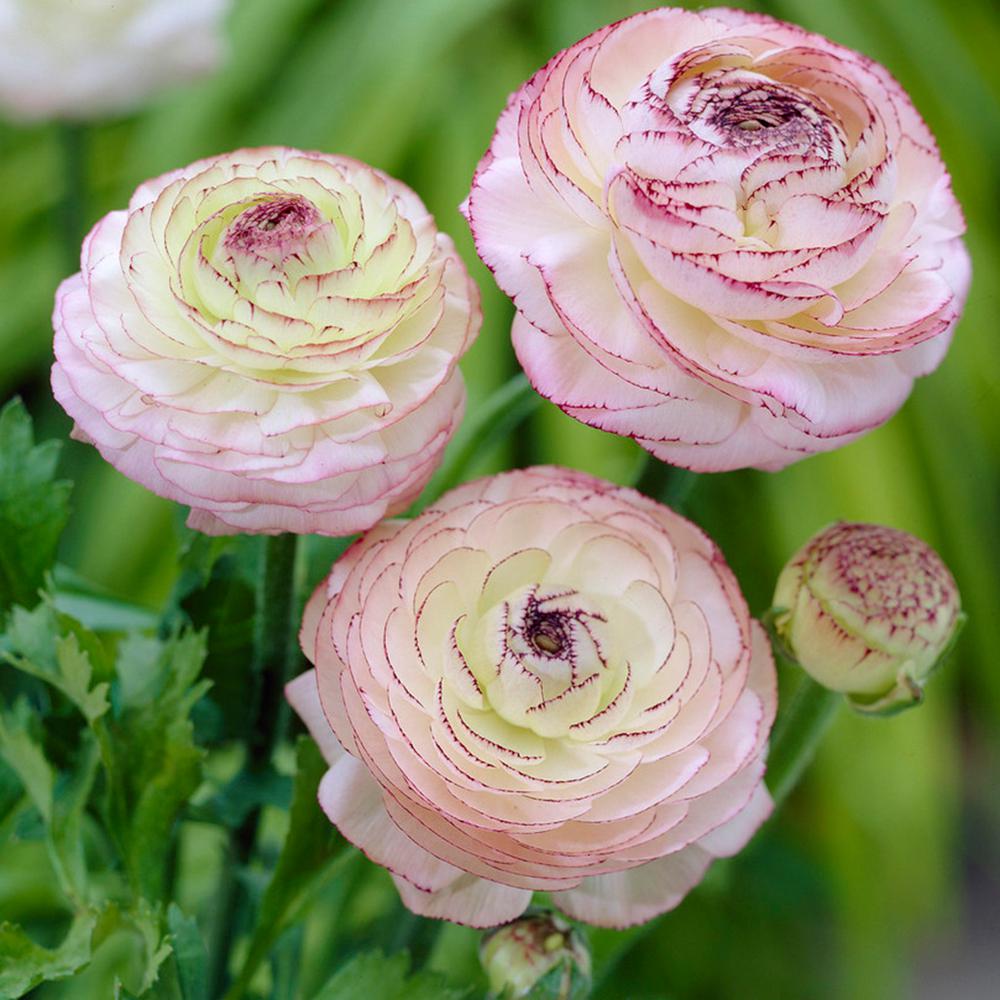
[52,147,480,536]
[289,466,777,928]
[0,0,231,122]
[463,7,970,472]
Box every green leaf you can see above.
[0,909,97,996]
[223,737,341,997]
[110,630,210,901]
[93,901,173,998]
[167,904,208,1000]
[51,564,159,634]
[0,398,72,613]
[4,602,111,722]
[50,732,101,902]
[0,701,53,823]
[196,765,291,829]
[0,699,99,903]
[310,951,471,1000]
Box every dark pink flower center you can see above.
[223,195,323,261]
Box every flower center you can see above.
[222,195,324,263]
[468,586,630,739]
[662,69,846,162]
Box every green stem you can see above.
[633,457,699,513]
[209,533,300,996]
[412,373,543,513]
[58,122,87,272]
[250,533,300,764]
[766,674,841,809]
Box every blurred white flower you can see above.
[0,0,231,122]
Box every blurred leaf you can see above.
[310,950,471,1000]
[0,398,71,614]
[51,564,159,634]
[0,698,99,904]
[224,737,341,997]
[93,900,173,998]
[195,765,291,829]
[110,630,209,901]
[49,733,100,903]
[0,908,96,997]
[0,700,53,823]
[4,603,110,723]
[167,903,208,1000]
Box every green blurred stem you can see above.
[633,457,699,512]
[250,533,300,763]
[766,675,841,809]
[412,372,543,512]
[58,122,87,271]
[209,533,300,996]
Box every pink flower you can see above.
[289,467,776,928]
[463,7,970,472]
[52,147,480,535]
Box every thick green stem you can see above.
[209,533,300,996]
[250,533,300,764]
[58,122,87,272]
[766,674,841,809]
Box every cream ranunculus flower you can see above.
[0,0,231,121]
[772,522,962,714]
[464,7,970,472]
[52,147,481,535]
[289,466,777,928]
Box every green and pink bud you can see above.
[480,910,591,999]
[771,522,962,714]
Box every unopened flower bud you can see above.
[480,910,591,999]
[771,522,962,714]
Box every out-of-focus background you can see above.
[0,1,997,998]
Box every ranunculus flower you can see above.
[52,147,480,535]
[0,0,231,121]
[772,522,962,713]
[464,7,969,472]
[289,466,777,927]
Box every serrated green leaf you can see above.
[3,602,111,721]
[310,950,471,1000]
[0,398,72,613]
[0,909,96,996]
[167,904,208,1000]
[109,630,209,901]
[93,900,173,998]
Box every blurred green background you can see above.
[1,1,998,998]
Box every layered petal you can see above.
[51,147,481,535]
[465,6,969,472]
[290,467,777,927]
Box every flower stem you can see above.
[766,674,841,809]
[58,122,87,272]
[209,532,300,996]
[633,458,699,513]
[250,532,301,764]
